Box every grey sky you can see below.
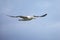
[0,0,60,40]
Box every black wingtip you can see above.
[6,15,13,17]
[6,15,17,18]
[40,14,47,17]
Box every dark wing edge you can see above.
[33,14,47,17]
[6,15,27,18]
[40,14,47,17]
[6,15,19,18]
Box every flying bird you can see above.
[7,14,47,21]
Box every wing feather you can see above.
[40,14,47,17]
[7,15,28,19]
[34,14,47,17]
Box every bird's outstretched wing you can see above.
[40,14,47,17]
[34,14,47,17]
[7,15,18,18]
[7,15,28,18]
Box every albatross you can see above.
[7,14,47,21]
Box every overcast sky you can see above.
[0,0,60,40]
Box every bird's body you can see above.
[7,14,47,21]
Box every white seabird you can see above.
[7,14,47,21]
